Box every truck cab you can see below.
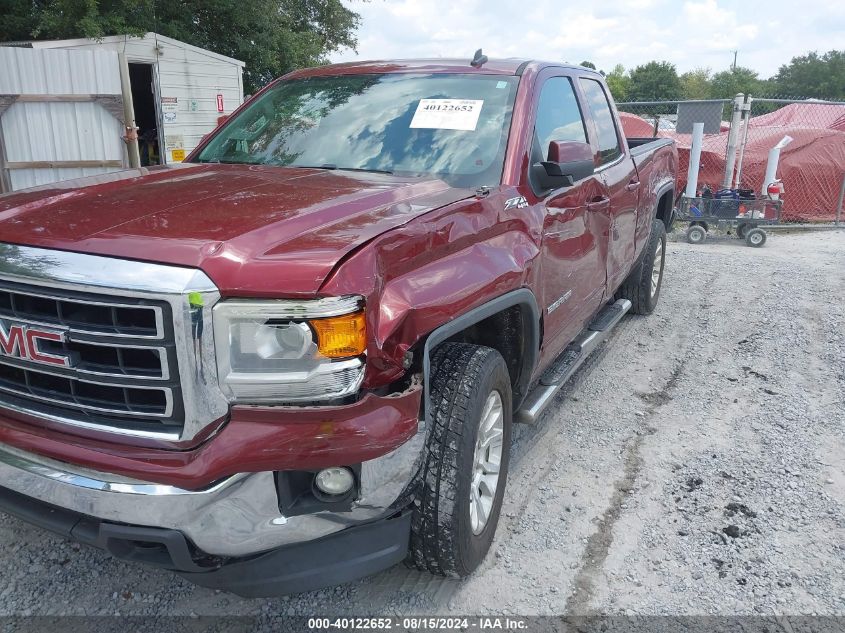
[0,57,676,596]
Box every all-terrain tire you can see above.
[408,343,512,577]
[614,218,667,315]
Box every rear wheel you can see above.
[615,218,667,315]
[736,223,749,239]
[408,343,512,577]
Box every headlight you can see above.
[213,296,366,403]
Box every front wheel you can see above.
[615,218,667,315]
[408,343,512,577]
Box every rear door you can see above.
[530,74,610,356]
[578,78,639,292]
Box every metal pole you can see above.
[836,173,845,226]
[0,125,11,193]
[118,52,141,169]
[733,96,752,188]
[685,122,704,198]
[762,136,793,196]
[722,93,744,189]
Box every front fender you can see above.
[374,229,540,381]
[318,191,544,391]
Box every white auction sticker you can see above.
[410,99,484,131]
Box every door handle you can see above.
[586,196,610,211]
[625,180,641,192]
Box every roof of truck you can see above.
[284,58,599,79]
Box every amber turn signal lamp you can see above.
[310,311,367,358]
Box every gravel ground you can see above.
[1,229,843,619]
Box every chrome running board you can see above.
[516,298,631,424]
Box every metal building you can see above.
[0,33,245,192]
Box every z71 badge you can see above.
[504,196,528,210]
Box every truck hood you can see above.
[0,164,472,295]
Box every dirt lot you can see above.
[1,229,843,619]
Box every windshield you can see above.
[194,73,519,188]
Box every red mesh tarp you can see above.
[748,103,845,132]
[619,111,655,137]
[620,105,845,221]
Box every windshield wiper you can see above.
[196,158,258,165]
[293,164,394,175]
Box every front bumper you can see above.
[0,481,412,597]
[0,413,424,558]
[0,383,422,489]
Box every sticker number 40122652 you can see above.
[409,99,484,131]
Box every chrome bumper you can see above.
[0,429,424,557]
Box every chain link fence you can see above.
[617,97,845,223]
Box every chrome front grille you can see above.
[0,364,173,417]
[0,284,164,338]
[0,279,183,435]
[0,243,229,442]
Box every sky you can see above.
[330,0,845,78]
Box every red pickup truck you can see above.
[0,56,676,597]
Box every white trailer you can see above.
[0,33,244,192]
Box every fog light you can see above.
[314,467,355,496]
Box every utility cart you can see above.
[677,194,782,247]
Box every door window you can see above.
[579,79,622,165]
[534,77,587,159]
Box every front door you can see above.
[532,76,609,357]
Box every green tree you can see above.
[709,66,763,99]
[0,0,361,93]
[773,50,845,99]
[627,61,682,101]
[680,67,711,100]
[605,64,631,101]
[2,0,57,39]
[579,60,596,70]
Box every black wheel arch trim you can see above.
[654,182,676,228]
[421,288,540,421]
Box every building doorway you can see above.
[128,63,161,166]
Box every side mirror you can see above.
[532,140,595,190]
[216,114,229,127]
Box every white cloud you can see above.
[681,0,758,50]
[333,0,843,78]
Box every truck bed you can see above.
[627,136,676,187]
[627,137,674,156]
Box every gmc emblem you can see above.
[0,322,71,368]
